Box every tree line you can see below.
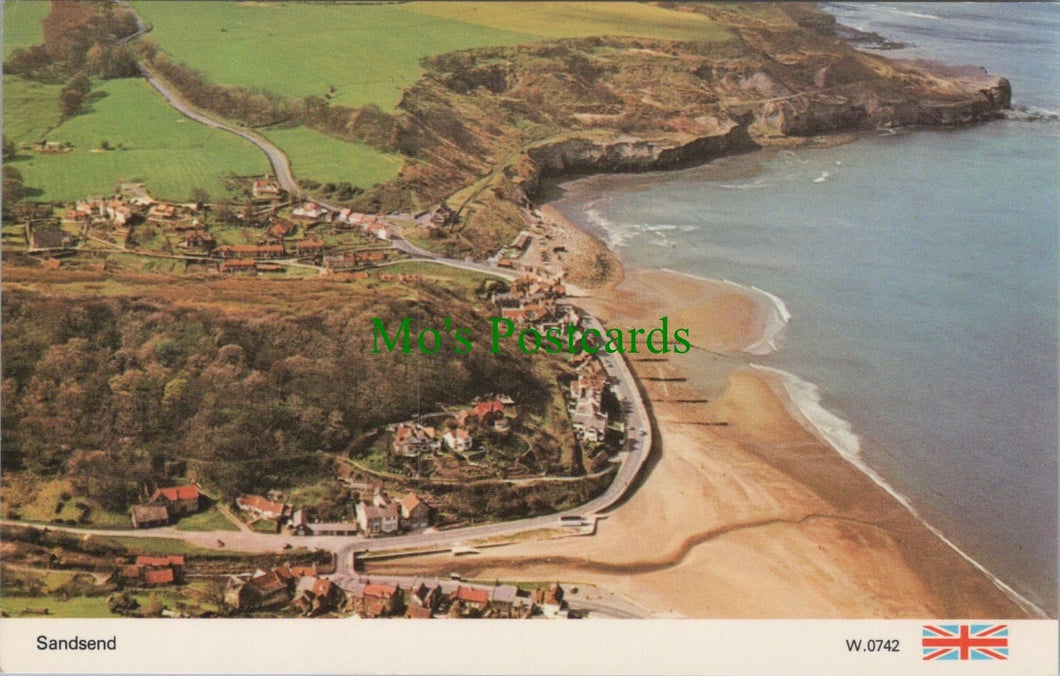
[1,280,550,505]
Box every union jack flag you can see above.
[922,624,1009,661]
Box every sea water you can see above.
[548,3,1059,615]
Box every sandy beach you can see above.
[364,210,1032,619]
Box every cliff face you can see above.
[522,117,758,195]
[764,77,1011,136]
[368,3,1012,257]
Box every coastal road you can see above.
[71,3,655,573]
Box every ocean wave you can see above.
[712,279,792,355]
[643,224,678,232]
[583,207,631,249]
[861,3,940,20]
[717,179,768,191]
[752,364,1049,618]
[1005,105,1060,123]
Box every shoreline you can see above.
[548,184,1042,617]
[363,188,1036,617]
[364,171,1039,618]
[753,364,1047,619]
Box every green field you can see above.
[2,76,64,145]
[6,77,270,201]
[402,2,730,42]
[2,0,50,58]
[172,508,240,532]
[131,1,728,112]
[260,125,402,188]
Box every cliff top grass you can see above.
[2,0,51,58]
[4,77,270,202]
[258,125,403,189]
[130,1,730,112]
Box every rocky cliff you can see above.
[365,3,1012,258]
[521,115,758,194]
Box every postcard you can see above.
[1,1,1057,674]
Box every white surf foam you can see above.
[584,207,630,249]
[676,277,794,356]
[752,364,1049,618]
[813,171,830,183]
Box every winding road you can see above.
[29,5,656,573]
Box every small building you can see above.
[296,239,325,255]
[225,568,294,611]
[355,502,399,536]
[442,426,473,452]
[130,504,170,529]
[136,555,185,575]
[536,582,567,619]
[343,581,403,618]
[251,179,283,199]
[235,494,291,521]
[303,521,359,536]
[221,258,256,273]
[143,568,176,586]
[452,586,490,616]
[292,577,341,615]
[148,485,200,517]
[292,202,327,221]
[409,580,442,612]
[571,398,608,443]
[405,603,433,619]
[399,493,431,530]
[489,584,519,617]
[392,423,440,457]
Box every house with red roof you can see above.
[292,577,341,616]
[343,581,403,617]
[224,568,295,611]
[236,494,291,521]
[143,568,175,586]
[118,556,184,587]
[148,485,200,517]
[451,586,490,616]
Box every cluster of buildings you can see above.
[322,249,387,271]
[568,355,611,443]
[42,182,398,275]
[233,487,432,539]
[491,272,579,331]
[225,567,569,619]
[116,555,186,588]
[129,484,201,529]
[290,202,391,241]
[390,395,516,459]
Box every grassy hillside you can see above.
[131,1,538,112]
[2,75,64,144]
[259,125,402,188]
[2,0,51,58]
[401,2,730,42]
[131,1,729,111]
[6,78,270,201]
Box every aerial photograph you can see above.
[0,1,1056,663]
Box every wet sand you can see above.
[366,215,1030,618]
